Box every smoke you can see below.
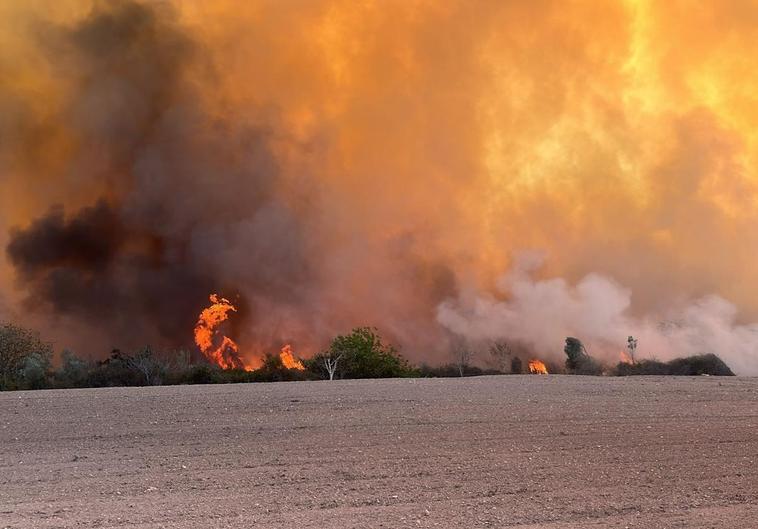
[1,1,314,352]
[0,1,757,372]
[438,253,758,375]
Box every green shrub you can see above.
[249,354,312,382]
[613,354,734,376]
[571,354,603,375]
[21,352,51,390]
[563,337,601,375]
[184,364,219,384]
[0,323,53,390]
[304,327,414,380]
[55,350,92,388]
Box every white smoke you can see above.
[437,253,758,375]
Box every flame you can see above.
[194,294,246,370]
[620,350,634,364]
[528,359,548,374]
[279,344,305,370]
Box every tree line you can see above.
[0,323,733,391]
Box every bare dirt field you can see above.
[2,376,757,528]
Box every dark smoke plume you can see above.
[5,1,312,352]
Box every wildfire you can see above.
[620,351,634,364]
[528,360,549,374]
[279,344,305,370]
[194,294,246,370]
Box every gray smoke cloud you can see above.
[437,253,758,375]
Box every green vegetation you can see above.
[613,353,734,376]
[563,337,602,375]
[303,327,416,380]
[0,323,737,390]
[0,323,53,390]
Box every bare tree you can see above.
[627,336,638,364]
[122,347,164,386]
[454,345,474,377]
[323,352,343,381]
[489,341,511,373]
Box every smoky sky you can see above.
[2,1,757,372]
[4,1,313,351]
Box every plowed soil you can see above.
[2,375,757,528]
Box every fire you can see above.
[620,351,634,364]
[194,294,246,370]
[528,360,548,374]
[279,344,305,370]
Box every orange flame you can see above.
[528,359,548,374]
[620,350,634,364]
[279,344,305,370]
[194,294,246,370]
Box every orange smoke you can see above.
[279,344,305,370]
[528,360,548,375]
[194,294,246,370]
[2,1,758,375]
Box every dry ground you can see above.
[1,375,757,528]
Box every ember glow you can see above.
[1,1,758,374]
[194,294,245,370]
[279,345,305,371]
[528,360,549,375]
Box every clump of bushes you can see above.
[614,353,734,376]
[304,327,416,380]
[417,363,501,378]
[248,353,313,383]
[563,337,602,375]
[0,323,53,390]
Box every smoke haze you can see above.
[1,1,757,372]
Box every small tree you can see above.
[489,341,511,373]
[564,337,602,375]
[564,337,587,372]
[454,345,474,377]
